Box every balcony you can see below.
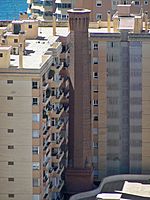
[53,165,64,177]
[52,151,64,163]
[64,104,69,113]
[50,107,64,119]
[49,181,54,192]
[51,121,64,133]
[49,167,54,176]
[53,180,64,192]
[43,157,51,171]
[43,141,51,157]
[51,136,64,148]
[43,82,49,91]
[43,193,49,200]
[51,62,63,73]
[49,77,64,88]
[43,95,51,107]
[43,126,51,139]
[43,175,49,187]
[51,92,64,104]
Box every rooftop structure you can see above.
[69,174,150,200]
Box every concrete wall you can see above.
[142,41,150,174]
[0,75,33,200]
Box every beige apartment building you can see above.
[74,0,150,21]
[89,4,150,180]
[0,19,69,200]
[27,0,150,22]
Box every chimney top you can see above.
[68,8,91,14]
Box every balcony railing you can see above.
[51,136,64,148]
[49,181,54,192]
[52,151,64,163]
[53,165,64,177]
[51,121,64,133]
[50,107,64,119]
[43,82,49,91]
[53,180,64,192]
[49,77,64,88]
[51,92,64,104]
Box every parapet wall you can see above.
[69,174,150,200]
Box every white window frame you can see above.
[96,13,102,21]
[32,114,40,122]
[93,99,98,106]
[33,178,40,187]
[93,72,99,79]
[32,81,39,89]
[144,0,148,5]
[32,97,39,105]
[96,0,102,7]
[32,162,40,170]
[32,130,40,138]
[93,57,99,64]
[32,146,40,155]
[134,1,140,5]
[93,42,98,50]
[32,195,40,200]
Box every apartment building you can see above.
[27,0,150,22]
[0,19,69,200]
[27,0,72,21]
[27,0,55,20]
[121,0,150,17]
[89,4,150,180]
[74,0,122,21]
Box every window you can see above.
[8,145,14,149]
[33,178,40,187]
[0,53,3,57]
[32,81,38,89]
[29,25,32,29]
[135,1,140,5]
[93,57,98,64]
[93,42,98,50]
[8,129,14,133]
[93,142,98,148]
[32,146,39,154]
[8,194,14,198]
[8,161,14,165]
[8,113,13,117]
[32,114,40,122]
[8,178,14,181]
[32,195,40,200]
[32,162,40,170]
[96,13,102,21]
[93,85,98,93]
[144,1,148,5]
[32,130,40,138]
[7,96,13,100]
[7,80,13,84]
[93,100,98,106]
[96,0,102,7]
[32,97,38,105]
[14,39,18,43]
[93,72,98,79]
[93,115,98,121]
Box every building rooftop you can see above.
[9,27,69,69]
